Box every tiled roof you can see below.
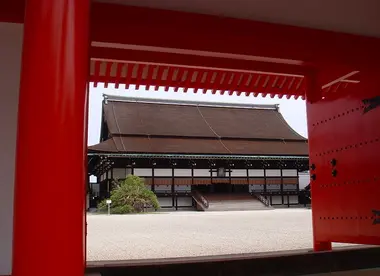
[89,96,308,156]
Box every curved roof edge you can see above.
[89,136,309,156]
[103,94,279,111]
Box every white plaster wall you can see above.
[299,171,310,190]
[0,23,23,276]
[173,169,192,177]
[158,197,172,207]
[289,195,299,204]
[134,168,152,177]
[177,197,192,207]
[193,169,210,177]
[282,169,298,177]
[126,168,133,176]
[248,169,264,177]
[266,169,281,177]
[283,195,289,204]
[230,169,247,177]
[283,195,299,204]
[271,195,283,204]
[154,169,172,177]
[272,195,298,205]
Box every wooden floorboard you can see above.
[86,245,380,276]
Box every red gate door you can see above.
[307,70,380,251]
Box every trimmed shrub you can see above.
[97,175,159,214]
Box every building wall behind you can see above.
[174,169,192,177]
[158,197,172,207]
[299,171,310,190]
[230,169,247,177]
[134,168,152,177]
[0,23,23,276]
[112,168,132,179]
[177,197,192,207]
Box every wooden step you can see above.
[202,194,268,211]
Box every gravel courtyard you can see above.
[87,209,346,261]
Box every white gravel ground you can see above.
[87,209,348,261]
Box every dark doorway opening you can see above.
[213,183,231,193]
[193,184,210,194]
[233,184,249,194]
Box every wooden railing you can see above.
[254,193,271,207]
[191,190,209,211]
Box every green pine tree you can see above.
[97,175,160,214]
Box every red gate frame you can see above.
[1,0,379,275]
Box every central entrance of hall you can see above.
[193,183,249,194]
[213,183,231,194]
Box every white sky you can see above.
[88,84,308,146]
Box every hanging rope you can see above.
[196,105,232,154]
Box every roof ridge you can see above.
[103,94,279,111]
[109,134,307,142]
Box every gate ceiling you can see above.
[2,1,379,100]
[87,2,380,99]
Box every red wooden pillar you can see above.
[306,72,333,252]
[12,0,90,275]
